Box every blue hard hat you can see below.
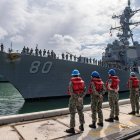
[71,69,80,76]
[91,71,100,78]
[130,72,135,76]
[108,69,116,76]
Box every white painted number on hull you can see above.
[42,62,52,73]
[30,61,52,74]
[30,61,40,73]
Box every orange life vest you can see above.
[106,76,120,90]
[88,78,103,94]
[127,77,139,88]
[68,77,85,94]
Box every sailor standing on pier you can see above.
[66,69,86,134]
[127,72,140,115]
[88,71,106,129]
[105,69,120,122]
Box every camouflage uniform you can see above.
[69,81,86,128]
[90,83,106,123]
[108,80,119,118]
[129,79,140,113]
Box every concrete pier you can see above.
[0,99,140,140]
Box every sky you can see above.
[0,0,140,59]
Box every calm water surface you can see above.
[0,83,129,116]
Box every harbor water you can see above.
[0,82,129,116]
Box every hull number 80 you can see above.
[30,61,52,74]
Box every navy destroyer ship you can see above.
[0,0,140,100]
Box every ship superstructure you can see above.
[102,0,140,73]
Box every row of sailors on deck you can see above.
[61,53,98,65]
[1,44,98,65]
[22,46,57,58]
[21,46,99,64]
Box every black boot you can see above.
[136,111,139,114]
[66,128,75,134]
[89,122,96,129]
[97,122,103,127]
[114,116,119,121]
[128,111,135,115]
[105,118,114,122]
[79,124,84,131]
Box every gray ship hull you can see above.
[0,52,138,100]
[0,77,8,82]
[0,74,8,82]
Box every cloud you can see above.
[0,27,7,39]
[0,0,140,59]
[49,34,81,54]
[10,35,24,43]
[0,0,28,35]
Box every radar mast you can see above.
[110,0,140,46]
